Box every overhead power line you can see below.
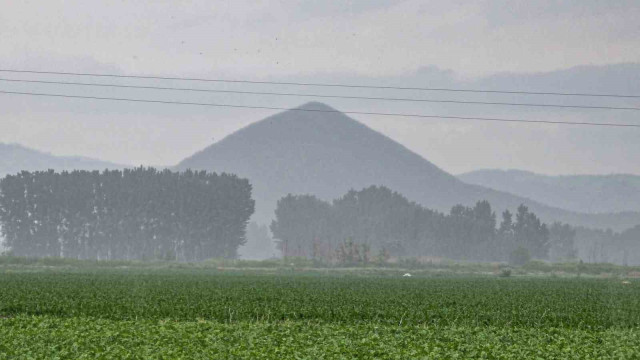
[1,69,639,99]
[1,77,639,112]
[1,89,638,128]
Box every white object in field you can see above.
[403,273,412,277]
[622,280,631,285]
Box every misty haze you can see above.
[1,1,639,358]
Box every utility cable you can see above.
[1,77,638,111]
[1,69,639,98]
[1,89,639,128]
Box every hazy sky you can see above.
[1,0,640,175]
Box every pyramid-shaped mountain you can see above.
[176,102,640,230]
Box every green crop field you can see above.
[1,268,639,359]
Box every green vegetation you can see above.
[1,267,639,358]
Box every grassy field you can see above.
[1,265,639,358]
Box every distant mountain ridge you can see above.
[458,169,640,214]
[0,143,125,178]
[176,102,640,231]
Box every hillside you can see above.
[0,143,124,178]
[176,102,640,231]
[458,169,640,214]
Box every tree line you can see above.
[271,186,576,263]
[573,225,640,265]
[0,168,254,261]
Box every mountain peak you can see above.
[295,102,338,112]
[176,103,457,222]
[230,101,358,137]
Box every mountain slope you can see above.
[458,169,640,214]
[176,102,640,231]
[0,143,125,178]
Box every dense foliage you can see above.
[0,270,639,358]
[0,168,254,260]
[271,186,560,262]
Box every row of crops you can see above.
[1,271,639,328]
[1,269,639,358]
[2,316,639,359]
